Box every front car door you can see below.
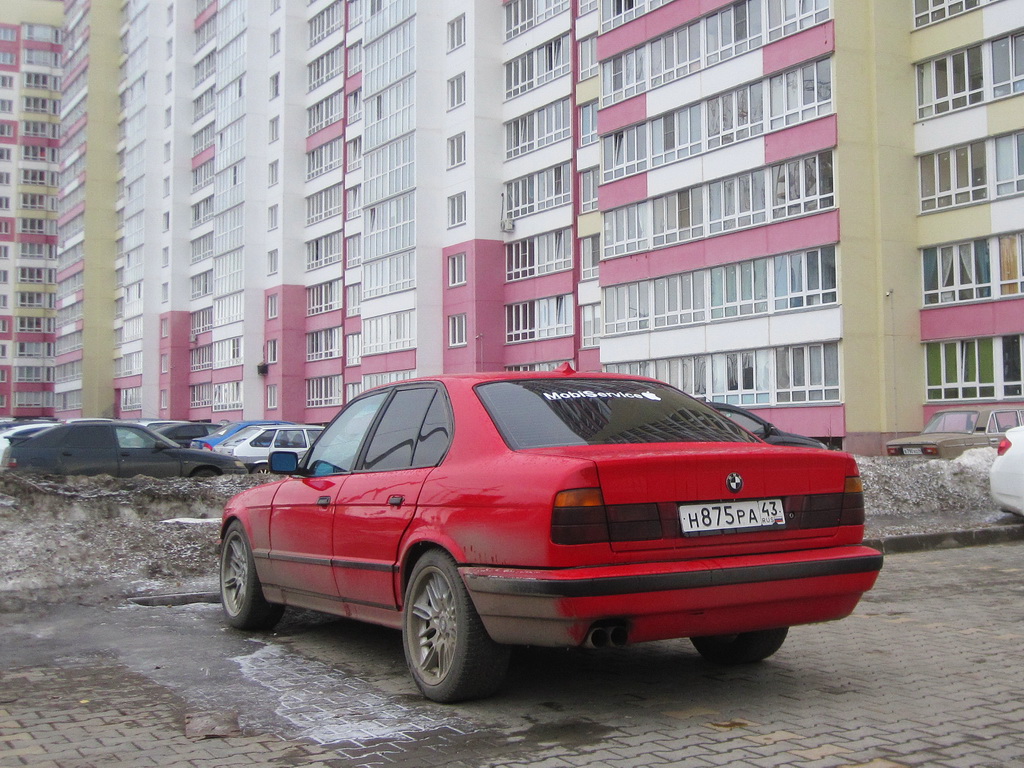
[332,385,453,610]
[265,392,389,600]
[114,425,182,478]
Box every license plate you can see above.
[902,447,923,455]
[678,499,785,535]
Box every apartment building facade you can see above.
[3,0,1017,452]
[0,0,62,419]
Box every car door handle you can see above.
[317,496,331,507]
[388,495,405,507]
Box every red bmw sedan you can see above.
[220,370,882,702]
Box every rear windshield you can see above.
[922,411,978,434]
[477,379,757,449]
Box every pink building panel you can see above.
[744,404,845,438]
[597,95,648,135]
[192,146,215,168]
[268,285,309,420]
[360,349,417,375]
[503,271,577,302]
[919,297,1024,342]
[762,21,835,75]
[306,120,346,152]
[195,2,218,27]
[598,172,648,210]
[503,337,577,367]
[57,201,85,228]
[577,347,601,373]
[600,211,840,284]
[763,114,837,164]
[346,71,362,94]
[160,310,193,418]
[443,240,505,373]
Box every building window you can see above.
[506,229,572,281]
[448,192,467,227]
[579,36,597,80]
[770,151,834,219]
[914,0,981,28]
[926,336,1023,400]
[447,133,466,168]
[267,384,278,410]
[267,293,279,319]
[506,163,571,218]
[581,304,602,348]
[995,131,1024,196]
[447,73,466,109]
[449,314,467,347]
[448,252,467,286]
[920,141,987,211]
[580,235,600,280]
[579,101,598,145]
[505,34,570,98]
[447,14,466,52]
[992,31,1024,98]
[268,204,279,230]
[506,295,573,342]
[506,98,571,159]
[916,46,983,118]
[585,167,598,214]
[267,249,279,275]
[923,239,992,305]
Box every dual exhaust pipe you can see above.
[584,622,629,649]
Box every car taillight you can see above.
[922,446,938,455]
[997,438,1011,456]
[886,446,900,456]
[840,475,865,526]
[551,488,661,545]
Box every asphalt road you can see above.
[2,542,1023,767]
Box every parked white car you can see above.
[0,422,58,469]
[214,424,323,473]
[990,426,1024,517]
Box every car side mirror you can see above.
[269,450,300,474]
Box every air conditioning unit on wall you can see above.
[500,218,515,233]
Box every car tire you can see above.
[690,627,788,665]
[220,521,284,630]
[402,549,510,703]
[250,463,271,475]
[191,467,219,478]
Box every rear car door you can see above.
[332,385,452,609]
[114,425,181,478]
[266,392,389,597]
[58,424,120,475]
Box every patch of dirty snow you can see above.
[0,449,1018,611]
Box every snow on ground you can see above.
[0,448,1017,611]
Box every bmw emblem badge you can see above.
[726,473,743,494]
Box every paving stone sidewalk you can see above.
[2,539,1023,768]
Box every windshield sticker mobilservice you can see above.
[542,389,662,401]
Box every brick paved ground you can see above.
[2,542,1023,768]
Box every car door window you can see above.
[66,425,114,448]
[274,429,307,449]
[306,391,388,476]
[991,411,1022,432]
[360,388,450,471]
[115,426,159,449]
[251,429,274,448]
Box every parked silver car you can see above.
[214,424,323,473]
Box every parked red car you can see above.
[220,370,882,702]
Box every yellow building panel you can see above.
[576,211,601,237]
[575,77,600,105]
[916,205,992,247]
[987,94,1024,136]
[910,12,985,61]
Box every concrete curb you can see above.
[865,522,1024,554]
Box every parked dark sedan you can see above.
[3,420,248,478]
[153,420,222,448]
[709,402,827,449]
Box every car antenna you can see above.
[555,362,576,375]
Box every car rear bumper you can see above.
[461,545,883,647]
